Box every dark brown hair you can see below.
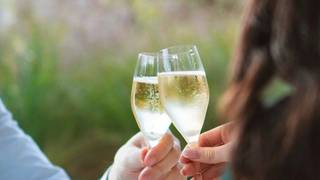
[220,0,320,179]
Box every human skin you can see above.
[109,132,186,180]
[180,123,235,180]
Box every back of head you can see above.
[220,0,320,179]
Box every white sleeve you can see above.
[0,99,70,180]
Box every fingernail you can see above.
[183,148,200,159]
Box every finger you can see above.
[193,163,202,180]
[130,132,148,148]
[182,143,232,164]
[179,156,192,164]
[202,163,226,180]
[144,133,174,166]
[116,132,148,171]
[141,147,149,162]
[179,155,192,164]
[191,177,220,180]
[199,126,223,147]
[180,163,196,176]
[179,145,197,164]
[199,123,232,147]
[139,145,180,180]
[164,166,184,180]
[182,163,225,179]
[180,163,211,177]
[115,145,144,171]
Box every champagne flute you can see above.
[158,45,210,178]
[131,53,172,147]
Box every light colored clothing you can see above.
[0,99,69,180]
[100,166,111,180]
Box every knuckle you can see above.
[204,149,216,162]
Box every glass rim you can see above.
[138,52,159,58]
[159,44,197,57]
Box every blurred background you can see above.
[0,0,244,179]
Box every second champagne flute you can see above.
[131,53,172,147]
[158,45,210,144]
[158,45,210,179]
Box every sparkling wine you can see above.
[131,77,171,147]
[158,71,209,143]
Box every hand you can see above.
[109,132,186,180]
[180,123,236,180]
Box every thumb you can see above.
[115,145,145,171]
[182,143,233,164]
[114,132,147,171]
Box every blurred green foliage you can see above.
[0,1,244,179]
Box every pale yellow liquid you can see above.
[131,77,171,147]
[158,71,209,143]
